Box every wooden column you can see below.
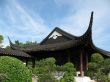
[86,54,88,70]
[26,59,28,66]
[32,58,35,68]
[80,51,84,76]
[66,50,71,62]
[68,54,71,62]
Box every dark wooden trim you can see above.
[86,53,88,70]
[80,50,84,76]
[68,54,71,62]
[26,59,28,66]
[32,58,35,68]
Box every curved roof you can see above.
[9,40,82,52]
[40,27,79,44]
[9,12,93,51]
[8,12,110,57]
[0,48,31,58]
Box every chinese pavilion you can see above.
[0,12,110,76]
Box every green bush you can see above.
[32,57,57,82]
[91,53,104,63]
[0,73,9,82]
[0,56,32,82]
[86,53,110,82]
[103,58,110,74]
[63,62,76,75]
[62,62,76,82]
[38,73,58,82]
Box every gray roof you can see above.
[10,40,82,52]
[0,48,31,58]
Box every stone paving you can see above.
[32,75,96,82]
[75,76,96,82]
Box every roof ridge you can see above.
[55,27,78,38]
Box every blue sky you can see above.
[0,0,110,51]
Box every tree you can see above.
[0,35,3,43]
[0,73,9,82]
[91,53,104,64]
[86,53,110,82]
[61,62,76,82]
[0,34,4,47]
[32,57,57,82]
[103,58,110,74]
[5,40,37,49]
[15,40,20,45]
[29,58,76,82]
[102,58,110,82]
[15,40,37,46]
[0,56,32,82]
[25,41,37,45]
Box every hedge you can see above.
[0,56,32,82]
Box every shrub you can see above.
[86,53,110,82]
[0,56,32,82]
[0,73,9,82]
[62,62,76,82]
[32,57,57,82]
[91,53,104,64]
[103,58,110,74]
[38,73,57,82]
[32,58,76,82]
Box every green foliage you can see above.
[0,34,3,44]
[38,73,57,82]
[104,58,110,65]
[15,40,20,45]
[55,65,65,71]
[5,40,37,49]
[15,40,37,46]
[25,41,37,45]
[0,56,32,82]
[62,73,74,82]
[34,57,56,74]
[86,53,110,82]
[63,62,76,73]
[103,58,110,74]
[0,34,4,47]
[32,57,57,82]
[61,62,76,82]
[29,58,76,82]
[88,62,97,70]
[0,73,9,82]
[91,53,104,63]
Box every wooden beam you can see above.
[80,51,84,76]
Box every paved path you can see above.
[75,76,96,82]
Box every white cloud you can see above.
[1,0,110,51]
[54,0,110,51]
[13,0,48,34]
[0,0,50,47]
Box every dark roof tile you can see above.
[0,48,31,58]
